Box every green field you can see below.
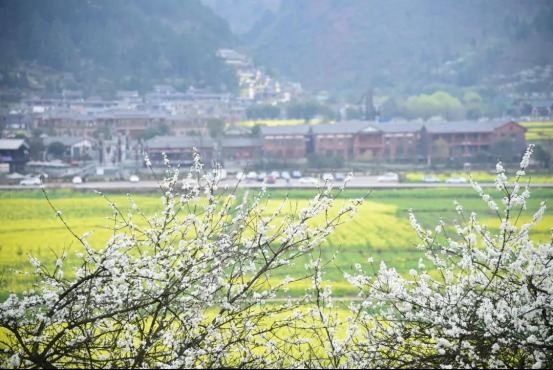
[1,186,552,299]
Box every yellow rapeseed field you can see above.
[520,120,553,141]
[2,187,551,298]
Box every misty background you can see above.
[0,0,552,117]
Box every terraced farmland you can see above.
[521,120,553,141]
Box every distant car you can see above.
[335,172,345,181]
[445,177,468,184]
[72,176,83,184]
[265,175,277,184]
[236,171,245,180]
[281,171,291,180]
[377,172,399,182]
[270,170,280,179]
[245,171,258,180]
[291,170,302,179]
[299,176,318,185]
[129,175,140,182]
[257,172,267,182]
[322,173,334,181]
[19,177,41,186]
[422,175,440,183]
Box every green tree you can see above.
[47,141,66,160]
[286,101,322,121]
[207,118,225,139]
[0,1,239,94]
[379,96,404,119]
[17,132,45,161]
[463,91,483,119]
[136,122,171,141]
[405,91,464,120]
[533,143,551,169]
[246,104,281,120]
[250,123,266,136]
[93,126,112,140]
[344,106,363,120]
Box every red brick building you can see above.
[260,124,311,161]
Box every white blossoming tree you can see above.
[1,146,551,369]
[343,144,553,369]
[0,152,362,369]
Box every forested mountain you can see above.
[2,0,552,103]
[0,0,239,97]
[200,0,280,35]
[238,0,553,98]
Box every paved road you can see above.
[4,176,553,191]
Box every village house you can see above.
[1,112,33,137]
[220,137,263,168]
[144,135,215,167]
[258,118,527,165]
[37,111,99,137]
[374,121,426,163]
[309,120,424,162]
[424,119,527,163]
[351,122,384,160]
[311,120,373,160]
[530,99,553,120]
[3,86,532,170]
[163,114,209,137]
[0,138,30,173]
[43,136,95,162]
[260,124,312,162]
[108,110,164,139]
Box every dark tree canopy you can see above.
[0,0,239,95]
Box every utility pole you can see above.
[98,133,104,165]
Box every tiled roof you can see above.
[260,124,312,135]
[0,139,28,150]
[423,120,516,133]
[374,122,424,132]
[312,120,377,134]
[146,136,215,149]
[221,137,262,147]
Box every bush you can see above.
[343,144,552,368]
[1,146,551,369]
[0,152,361,368]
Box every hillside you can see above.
[240,0,553,98]
[200,0,280,35]
[0,0,239,98]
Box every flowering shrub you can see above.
[343,144,553,368]
[0,152,362,369]
[1,146,551,369]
